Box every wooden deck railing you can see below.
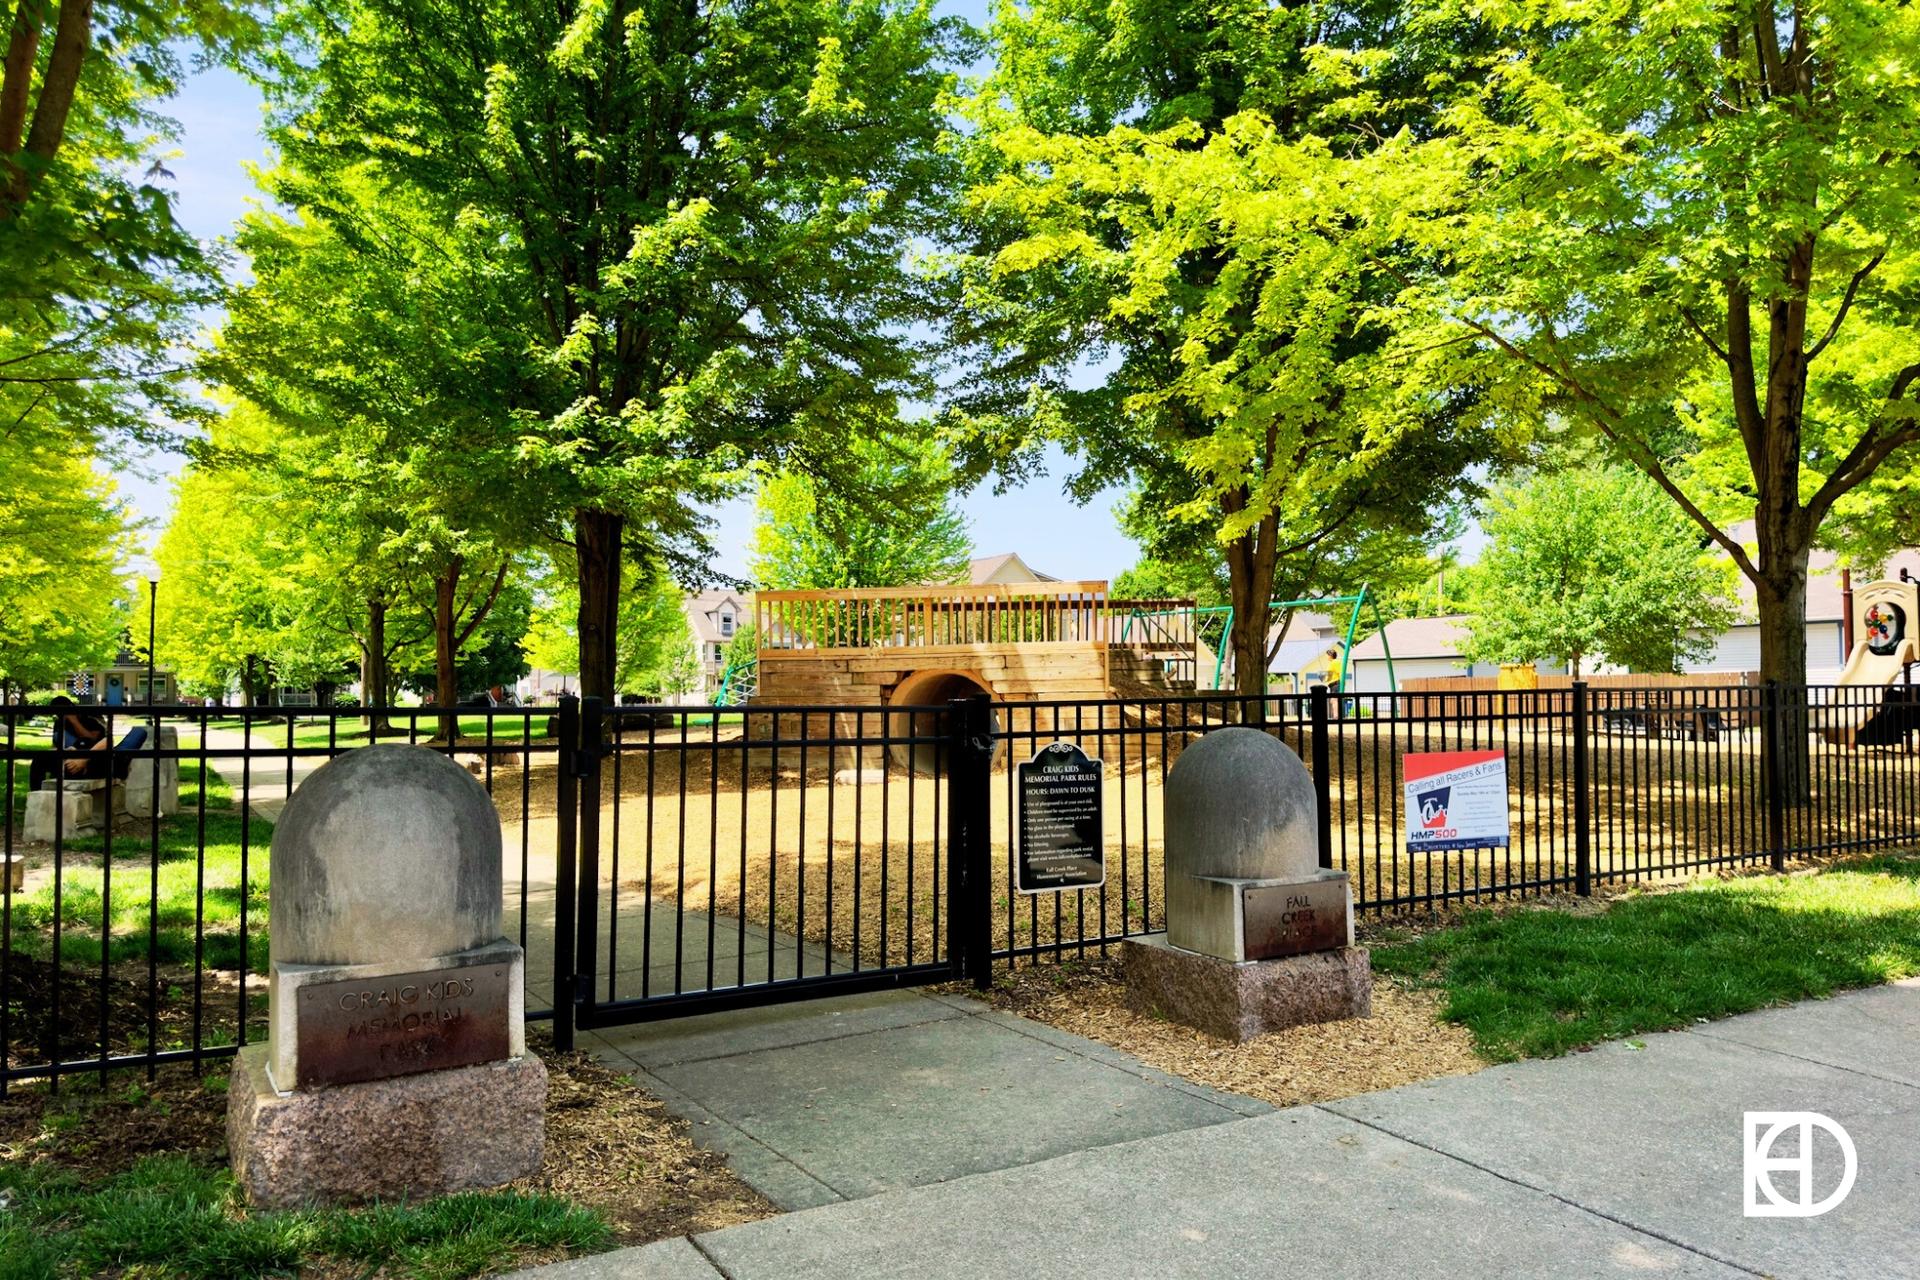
[754,583,1210,656]
[1109,599,1198,653]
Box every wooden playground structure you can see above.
[749,582,1207,766]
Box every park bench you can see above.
[24,775,118,841]
[20,726,181,843]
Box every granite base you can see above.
[227,1044,546,1208]
[1122,932,1371,1042]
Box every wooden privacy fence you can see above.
[1398,672,1765,725]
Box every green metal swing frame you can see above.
[1120,583,1399,693]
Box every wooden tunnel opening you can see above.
[889,670,1002,775]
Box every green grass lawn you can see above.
[201,714,538,750]
[1372,853,1920,1061]
[5,761,269,974]
[0,1154,609,1280]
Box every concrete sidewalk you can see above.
[578,989,1265,1210]
[523,980,1920,1279]
[200,726,328,823]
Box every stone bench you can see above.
[23,782,111,843]
[124,726,180,819]
[19,725,178,842]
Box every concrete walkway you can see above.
[577,988,1264,1211]
[200,726,329,823]
[522,979,1920,1279]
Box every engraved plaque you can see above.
[295,959,511,1088]
[1243,878,1349,961]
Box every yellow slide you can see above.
[1821,579,1920,745]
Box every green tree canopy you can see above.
[1394,0,1920,698]
[1460,465,1738,676]
[145,406,364,701]
[523,555,697,700]
[256,0,966,699]
[0,436,132,693]
[951,0,1502,701]
[2,0,254,455]
[750,431,971,590]
[206,175,539,726]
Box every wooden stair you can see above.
[1108,645,1198,698]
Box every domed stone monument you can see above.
[1124,728,1370,1040]
[228,745,546,1207]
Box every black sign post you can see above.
[1017,741,1104,893]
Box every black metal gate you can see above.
[553,696,995,1049]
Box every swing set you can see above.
[1119,584,1399,693]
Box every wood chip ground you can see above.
[967,959,1485,1108]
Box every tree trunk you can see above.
[575,508,624,704]
[1,0,89,215]
[433,557,462,743]
[0,0,41,158]
[1753,527,1813,804]
[1231,584,1273,703]
[362,595,393,736]
[1223,504,1279,721]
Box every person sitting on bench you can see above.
[29,697,148,792]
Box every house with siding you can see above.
[967,552,1057,585]
[685,589,752,700]
[1346,531,1920,691]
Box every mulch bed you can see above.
[968,957,1485,1108]
[1,948,262,1078]
[515,1030,774,1245]
[0,1026,773,1251]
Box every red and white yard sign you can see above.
[1403,750,1510,853]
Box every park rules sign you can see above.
[1017,742,1104,893]
[1403,750,1510,853]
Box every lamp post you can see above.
[147,578,158,707]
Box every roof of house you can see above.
[1715,522,1920,623]
[1268,610,1340,640]
[684,589,752,646]
[1349,615,1473,662]
[968,553,1058,585]
[1269,638,1336,675]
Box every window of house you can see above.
[719,611,734,637]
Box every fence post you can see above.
[947,694,995,989]
[551,695,580,1053]
[1571,681,1592,896]
[1310,685,1333,870]
[1765,679,1787,872]
[574,697,604,1015]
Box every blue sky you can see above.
[122,9,1140,585]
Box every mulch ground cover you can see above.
[964,957,1486,1109]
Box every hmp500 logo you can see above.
[1744,1112,1857,1218]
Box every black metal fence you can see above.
[6,681,1918,1086]
[0,702,564,1091]
[565,699,965,1032]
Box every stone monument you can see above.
[228,744,546,1207]
[124,725,180,819]
[1123,727,1370,1041]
